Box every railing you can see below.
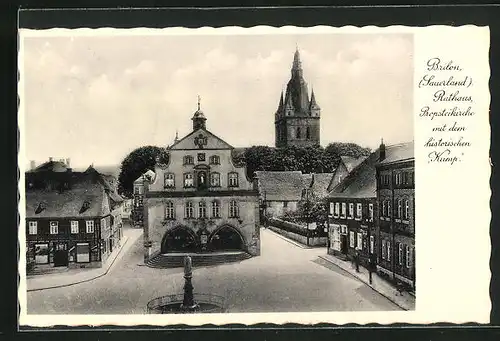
[147,293,226,314]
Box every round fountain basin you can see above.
[147,293,225,314]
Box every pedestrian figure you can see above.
[355,251,360,273]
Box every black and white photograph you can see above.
[17,25,490,326]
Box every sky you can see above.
[21,32,414,169]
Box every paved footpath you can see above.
[26,227,143,292]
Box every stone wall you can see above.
[268,225,327,247]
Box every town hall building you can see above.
[274,47,321,148]
[142,100,261,266]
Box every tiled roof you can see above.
[340,155,367,173]
[26,181,105,219]
[302,174,313,187]
[30,161,69,173]
[310,173,335,198]
[255,171,305,201]
[379,141,415,164]
[328,150,380,199]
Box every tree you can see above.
[118,146,169,198]
[325,142,371,159]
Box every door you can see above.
[340,235,348,255]
[53,242,68,267]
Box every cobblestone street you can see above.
[27,228,400,314]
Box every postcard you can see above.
[18,25,491,327]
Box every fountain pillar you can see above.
[180,256,199,312]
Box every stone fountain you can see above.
[146,256,225,314]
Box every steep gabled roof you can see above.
[30,160,69,173]
[26,182,105,218]
[380,141,415,165]
[255,171,305,201]
[328,150,380,199]
[310,173,335,198]
[340,155,367,173]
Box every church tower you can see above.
[275,47,321,148]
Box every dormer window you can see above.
[80,200,91,214]
[210,155,220,165]
[228,172,239,187]
[183,155,194,165]
[35,202,46,214]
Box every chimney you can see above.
[49,157,53,162]
[30,160,36,170]
[66,158,71,167]
[379,138,386,161]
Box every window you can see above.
[397,199,402,219]
[404,199,410,220]
[370,236,374,254]
[357,233,363,250]
[28,221,37,235]
[283,201,288,208]
[76,242,90,263]
[86,220,95,234]
[395,173,401,185]
[329,202,334,215]
[34,243,49,264]
[185,201,194,219]
[341,203,346,218]
[228,172,239,187]
[349,231,355,248]
[210,155,220,165]
[210,172,221,187]
[381,240,386,259]
[340,225,347,235]
[212,201,221,218]
[184,173,194,187]
[356,203,362,219]
[335,203,340,217]
[229,200,239,218]
[197,153,206,162]
[198,201,207,219]
[296,127,301,139]
[306,127,310,139]
[382,200,387,217]
[398,243,403,265]
[387,241,391,261]
[165,202,175,219]
[403,172,409,185]
[406,246,411,268]
[164,173,175,188]
[49,221,58,235]
[387,200,392,217]
[70,221,79,234]
[369,204,374,221]
[183,155,194,165]
[101,218,107,230]
[348,203,354,219]
[134,186,140,194]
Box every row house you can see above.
[25,161,124,271]
[376,140,415,289]
[326,150,379,267]
[142,100,260,262]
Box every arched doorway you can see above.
[208,225,245,251]
[161,227,197,253]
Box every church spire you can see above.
[292,45,302,71]
[277,90,284,111]
[309,88,320,110]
